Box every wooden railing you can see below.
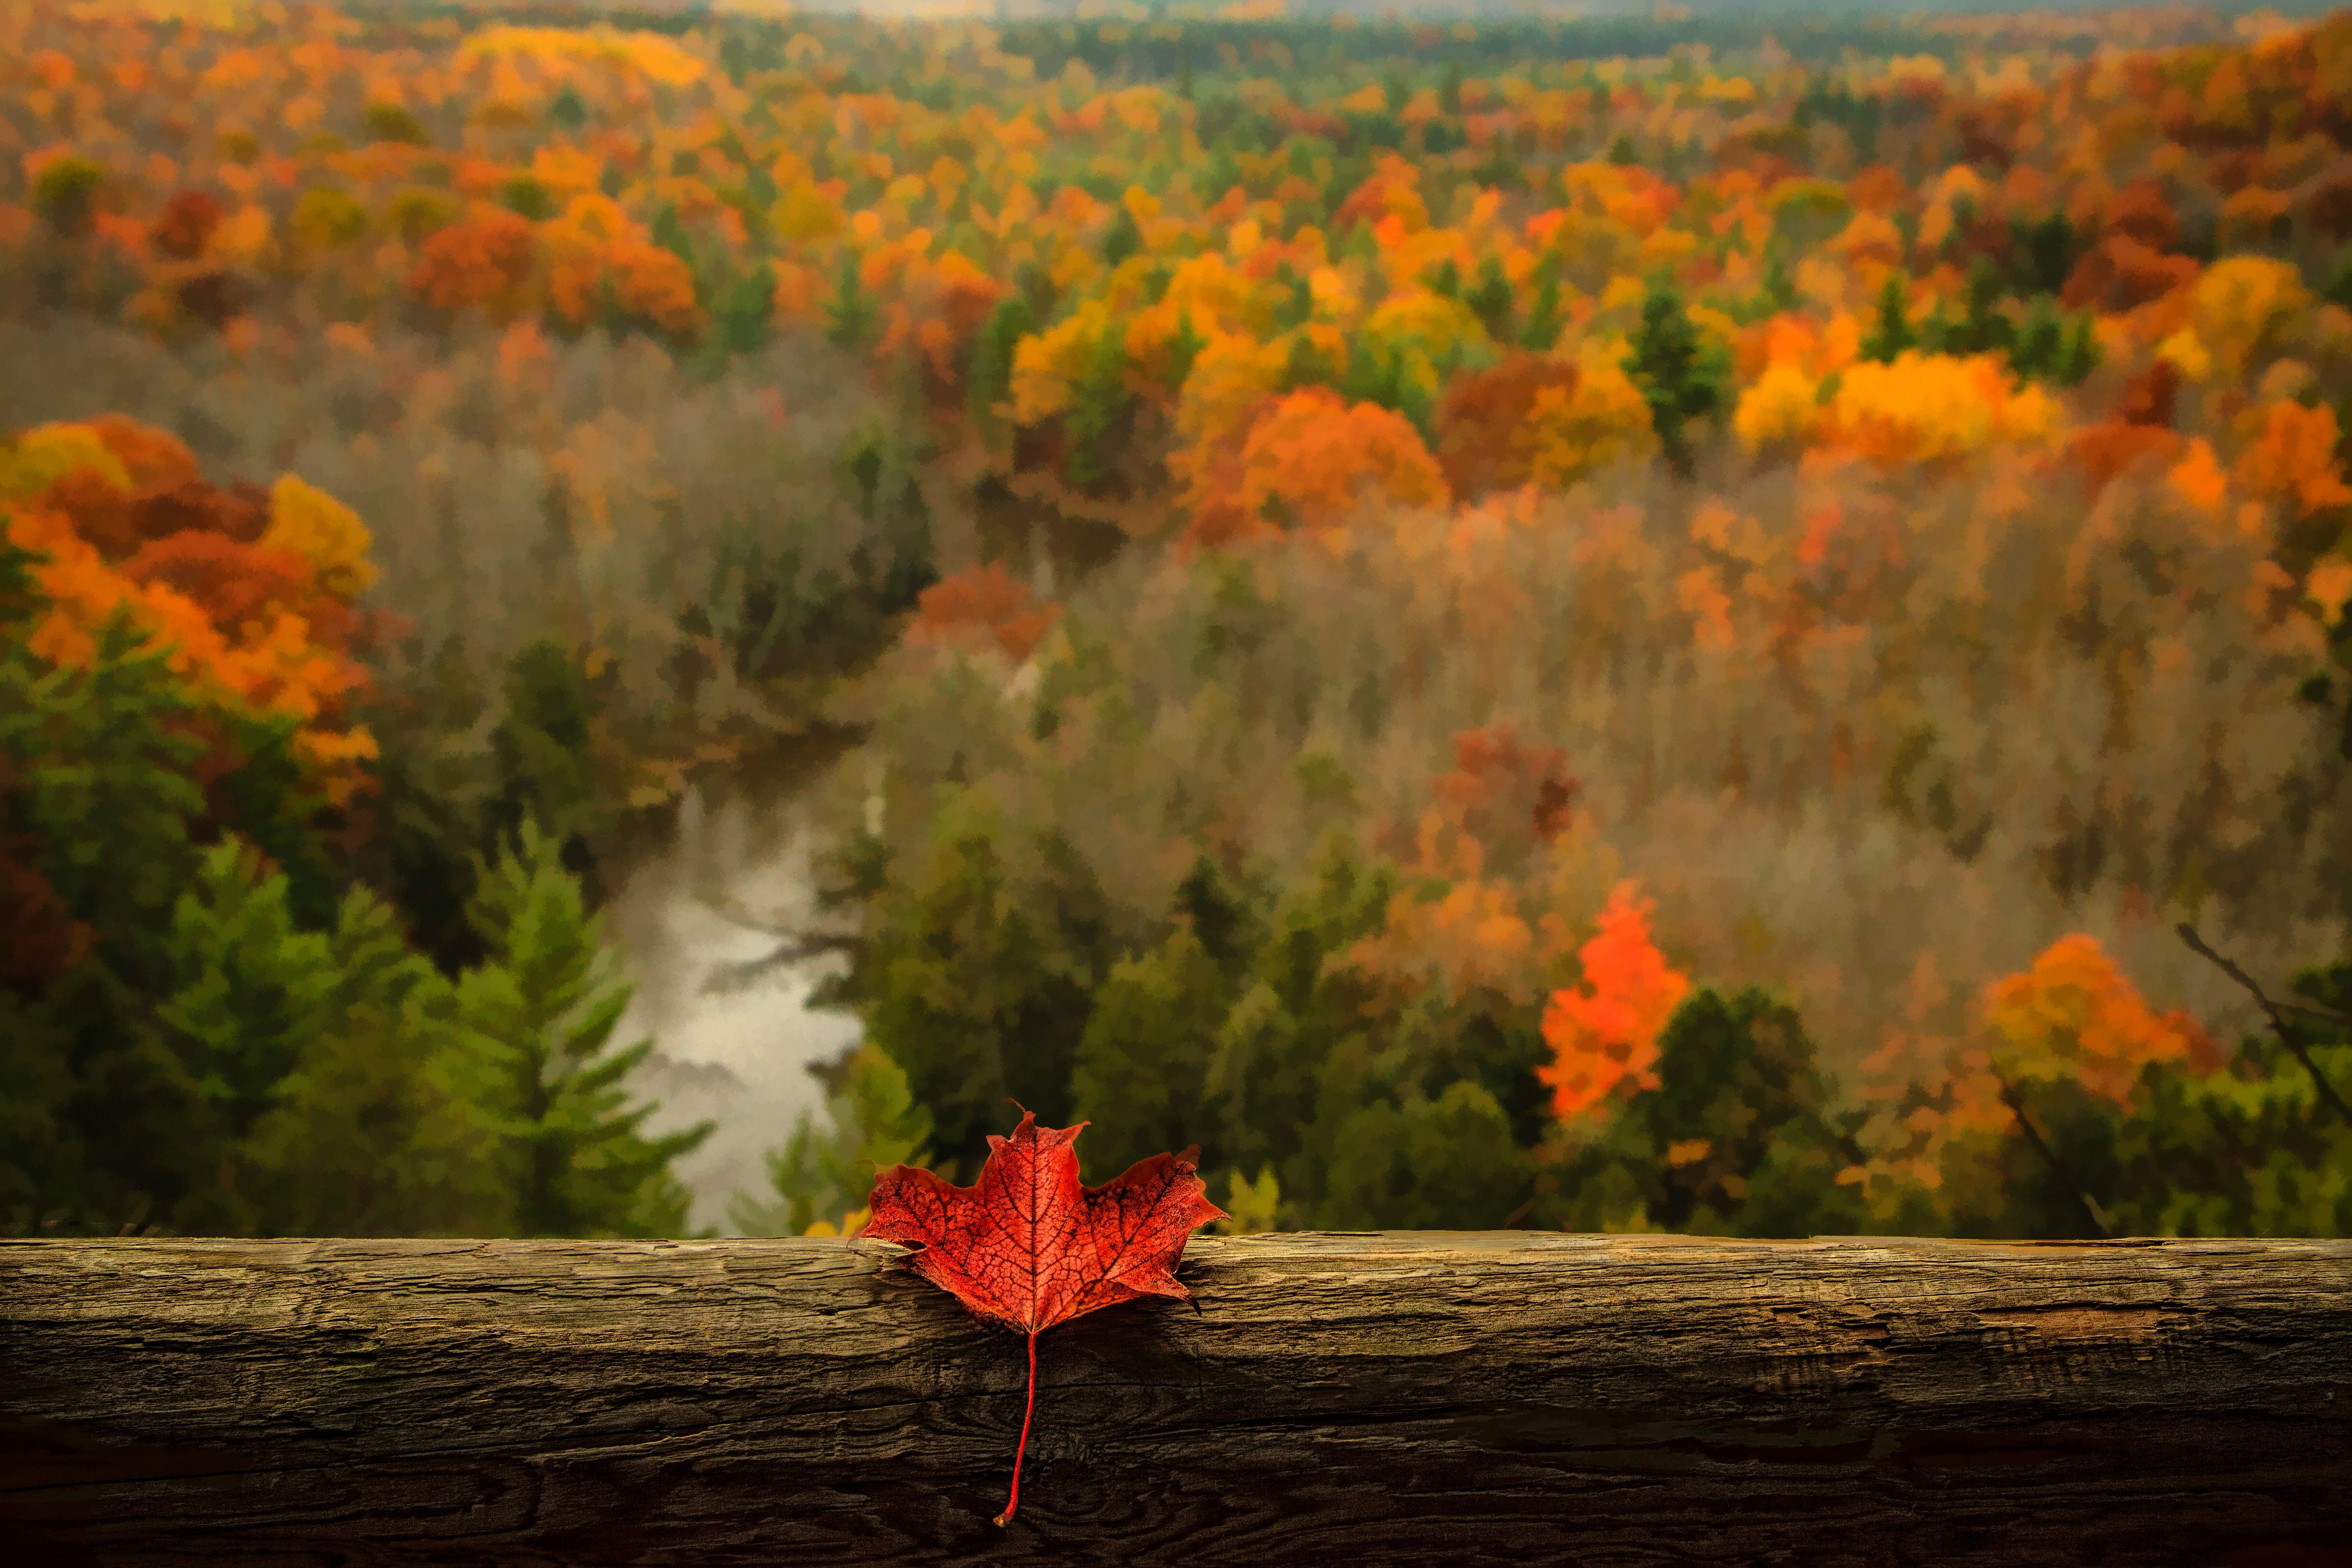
[3,1234,2348,1565]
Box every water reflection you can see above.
[608,783,860,1235]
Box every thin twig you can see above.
[2175,923,2352,1131]
[1993,1071,2112,1239]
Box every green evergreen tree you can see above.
[2,596,212,1233]
[853,804,1108,1174]
[1861,272,1914,363]
[1065,323,1135,489]
[499,174,555,222]
[1315,1079,1525,1229]
[548,85,587,131]
[155,841,347,1232]
[708,262,774,356]
[459,820,712,1237]
[1952,255,2014,356]
[1163,308,1209,392]
[2011,210,2076,296]
[240,999,509,1238]
[1171,851,1260,977]
[732,1044,931,1235]
[1070,928,1231,1180]
[1519,272,1564,350]
[1280,327,1338,392]
[1273,266,1315,331]
[1916,293,1957,355]
[1466,254,1514,344]
[969,294,1036,415]
[2009,295,2066,381]
[1207,834,1394,1193]
[1339,336,1436,435]
[1100,203,1142,270]
[489,639,609,863]
[230,864,503,1236]
[824,251,877,349]
[1622,279,1728,476]
[2055,312,2101,386]
[650,201,694,266]
[1629,987,1867,1235]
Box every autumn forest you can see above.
[6,0,2352,1244]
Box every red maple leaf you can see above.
[864,1106,1225,1525]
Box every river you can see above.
[604,778,863,1236]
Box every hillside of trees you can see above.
[5,0,2352,1240]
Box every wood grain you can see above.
[3,1234,2348,1566]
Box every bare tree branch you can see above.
[2175,923,2352,1130]
[1992,1071,2112,1239]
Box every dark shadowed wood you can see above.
[2,1234,2348,1566]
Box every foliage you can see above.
[13,0,2352,1243]
[458,820,712,1239]
[865,1109,1223,1525]
[1185,388,1449,548]
[1538,884,1690,1123]
[731,1044,932,1238]
[0,448,705,1238]
[1623,282,1727,477]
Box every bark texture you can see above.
[2,1233,2348,1566]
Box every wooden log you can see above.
[2,1234,2347,1566]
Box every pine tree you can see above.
[2009,295,2065,381]
[969,294,1036,415]
[852,807,1109,1174]
[1163,308,1208,392]
[240,1000,508,1237]
[1952,255,2013,356]
[824,251,876,349]
[1861,272,1914,363]
[1070,928,1231,1179]
[234,872,502,1238]
[731,1044,932,1236]
[1064,324,1135,489]
[1466,255,1515,344]
[1317,1079,1525,1229]
[1519,273,1564,350]
[1622,280,1727,476]
[2,603,210,1234]
[155,841,344,1231]
[1280,327,1338,392]
[459,820,712,1237]
[708,263,774,356]
[1274,266,1315,331]
[2056,312,2101,386]
[1100,203,1142,270]
[1630,987,1867,1235]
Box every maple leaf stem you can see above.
[994,1330,1039,1528]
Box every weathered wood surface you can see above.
[2,1234,2348,1566]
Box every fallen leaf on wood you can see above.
[864,1105,1225,1525]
